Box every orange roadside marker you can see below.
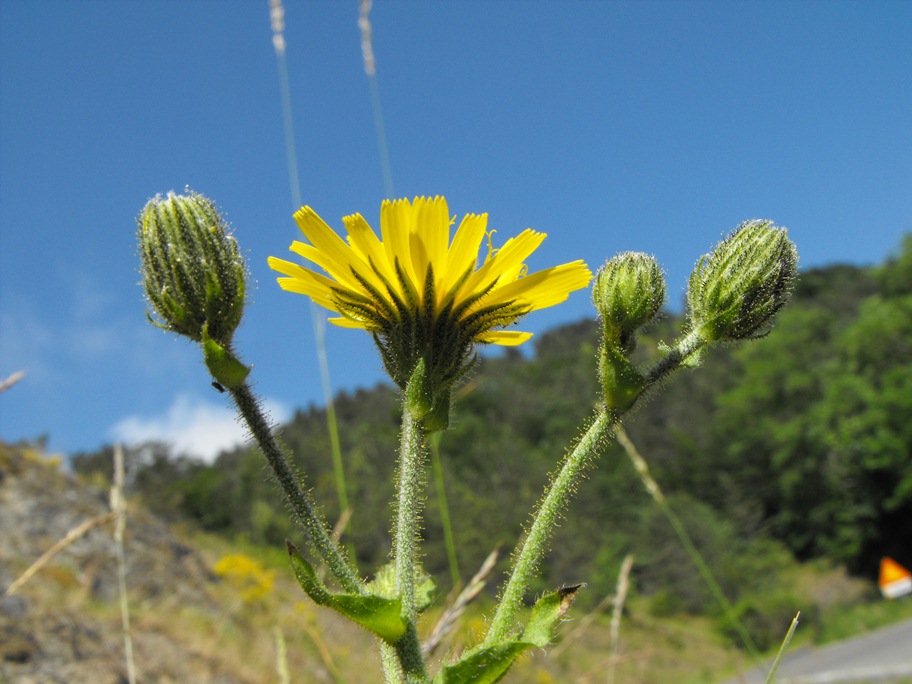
[879,557,912,599]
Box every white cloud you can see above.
[108,394,291,463]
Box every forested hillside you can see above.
[73,236,912,632]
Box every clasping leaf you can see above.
[287,542,408,644]
[433,585,580,684]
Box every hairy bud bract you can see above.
[687,219,798,342]
[138,191,247,347]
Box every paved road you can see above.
[719,618,912,683]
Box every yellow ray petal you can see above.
[267,255,314,279]
[341,213,401,296]
[271,198,591,359]
[380,198,418,290]
[490,261,592,309]
[293,207,356,261]
[342,213,382,263]
[292,207,374,288]
[461,229,546,299]
[268,256,346,310]
[275,278,340,312]
[407,198,431,289]
[477,330,534,346]
[328,316,370,329]
[287,241,363,291]
[444,212,487,290]
[409,196,450,292]
[485,229,547,275]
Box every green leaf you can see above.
[433,642,530,684]
[521,584,581,647]
[367,562,436,614]
[598,344,645,410]
[202,327,250,388]
[433,586,580,684]
[404,358,433,418]
[287,542,407,643]
[423,386,451,433]
[679,346,704,368]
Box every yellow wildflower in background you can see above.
[214,553,276,604]
[269,196,591,392]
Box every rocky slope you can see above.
[0,441,250,684]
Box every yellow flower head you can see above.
[268,196,591,391]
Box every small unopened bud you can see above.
[138,191,247,347]
[593,252,665,352]
[687,220,798,342]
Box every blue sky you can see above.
[1,0,909,461]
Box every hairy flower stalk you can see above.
[486,252,670,640]
[137,191,360,592]
[484,408,615,646]
[485,221,798,650]
[270,196,591,680]
[138,188,801,684]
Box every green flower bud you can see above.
[138,191,247,347]
[687,219,798,342]
[593,252,666,352]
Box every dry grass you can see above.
[9,518,911,684]
[5,441,911,683]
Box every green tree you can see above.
[813,244,912,573]
[707,239,911,574]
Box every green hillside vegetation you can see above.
[72,235,912,648]
[6,440,912,684]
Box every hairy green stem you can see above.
[379,642,404,683]
[484,409,615,646]
[484,331,707,647]
[229,382,361,593]
[395,404,426,618]
[392,391,429,681]
[394,626,427,684]
[378,630,429,684]
[642,330,705,390]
